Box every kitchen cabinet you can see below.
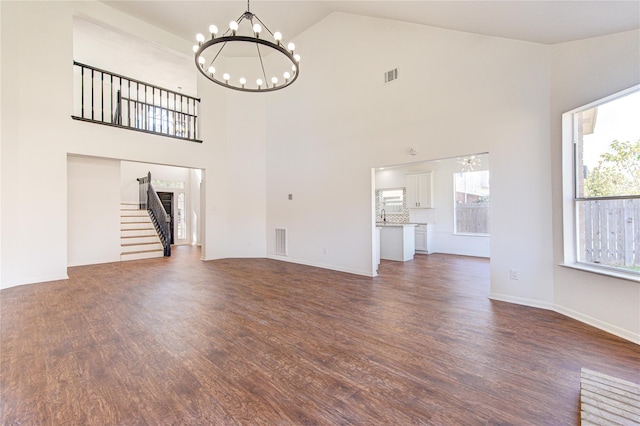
[379,224,416,261]
[414,224,434,254]
[406,172,433,208]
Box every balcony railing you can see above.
[72,61,201,143]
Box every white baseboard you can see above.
[489,292,554,310]
[490,292,639,345]
[1,273,70,290]
[266,255,375,277]
[554,304,640,345]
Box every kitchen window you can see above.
[379,189,404,214]
[562,85,640,278]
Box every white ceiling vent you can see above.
[384,68,398,83]
[275,228,287,256]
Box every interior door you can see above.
[157,192,174,244]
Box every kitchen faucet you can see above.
[381,209,386,223]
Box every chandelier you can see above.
[458,155,481,171]
[193,1,300,93]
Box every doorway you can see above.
[373,153,491,274]
[157,192,174,244]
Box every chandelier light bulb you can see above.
[196,33,205,43]
[294,54,301,62]
[287,42,295,52]
[192,45,199,53]
[223,73,230,82]
[229,21,239,32]
[239,77,246,86]
[209,24,218,35]
[273,31,282,41]
[198,56,205,65]
[253,24,262,35]
[271,77,278,87]
[283,72,291,80]
[257,78,263,87]
[292,64,297,72]
[208,66,215,75]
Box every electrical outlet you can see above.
[510,269,519,280]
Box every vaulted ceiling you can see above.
[103,1,640,45]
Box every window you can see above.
[176,193,186,240]
[379,189,404,214]
[151,179,184,189]
[454,170,490,235]
[563,85,640,277]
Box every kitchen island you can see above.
[377,223,416,261]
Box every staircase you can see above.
[120,203,164,261]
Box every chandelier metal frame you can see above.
[193,2,300,93]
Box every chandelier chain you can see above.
[255,44,268,84]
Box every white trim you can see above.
[561,84,640,278]
[267,255,376,277]
[554,303,640,345]
[490,292,639,345]
[0,273,70,290]
[489,293,554,310]
[560,263,640,283]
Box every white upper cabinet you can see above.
[406,172,433,208]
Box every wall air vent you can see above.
[275,228,287,256]
[384,68,398,83]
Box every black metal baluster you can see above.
[91,69,94,120]
[81,66,85,118]
[152,87,156,133]
[127,79,131,127]
[173,92,177,136]
[187,98,191,139]
[193,99,198,140]
[165,90,169,134]
[101,71,104,122]
[110,74,113,123]
[145,84,148,130]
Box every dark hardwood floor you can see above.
[1,247,638,425]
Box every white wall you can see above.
[1,1,71,286]
[551,30,640,344]
[266,13,552,295]
[67,155,121,266]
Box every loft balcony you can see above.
[72,61,202,143]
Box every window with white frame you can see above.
[454,170,490,235]
[562,85,640,277]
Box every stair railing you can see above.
[72,61,201,143]
[137,172,171,256]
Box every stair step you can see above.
[121,243,164,254]
[121,235,161,244]
[120,220,153,226]
[121,229,158,237]
[121,250,164,261]
[121,223,155,230]
[120,204,142,211]
[120,211,150,217]
[121,241,162,247]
